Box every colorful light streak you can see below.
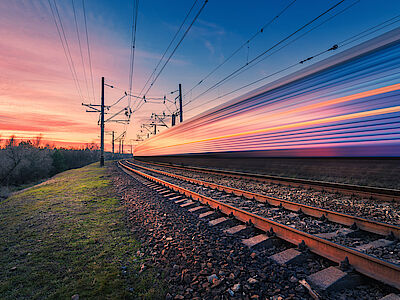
[134,28,400,157]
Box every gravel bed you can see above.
[114,165,314,299]
[136,157,400,189]
[115,164,396,299]
[329,232,384,249]
[129,164,346,235]
[122,163,399,266]
[131,161,400,225]
[364,241,400,265]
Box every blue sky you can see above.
[90,0,400,115]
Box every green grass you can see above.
[0,162,165,299]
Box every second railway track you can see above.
[136,159,400,202]
[119,160,400,292]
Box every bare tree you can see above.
[0,136,23,185]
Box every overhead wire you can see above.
[128,0,139,108]
[183,0,298,98]
[339,14,400,47]
[82,0,96,103]
[136,0,199,101]
[72,0,90,101]
[186,0,360,111]
[109,94,128,107]
[124,0,140,140]
[133,0,208,116]
[203,0,359,90]
[48,0,84,102]
[141,0,208,99]
[53,0,85,100]
[186,11,400,114]
[185,0,346,107]
[130,0,208,129]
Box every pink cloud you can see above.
[0,0,186,146]
[0,1,136,144]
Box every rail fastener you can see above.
[119,161,400,290]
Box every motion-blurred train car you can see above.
[134,28,400,157]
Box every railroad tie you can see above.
[242,234,277,248]
[180,201,195,208]
[208,217,228,226]
[224,224,247,234]
[163,193,176,197]
[307,266,362,291]
[355,238,394,252]
[188,206,206,212]
[315,228,355,239]
[379,294,400,300]
[158,189,171,194]
[175,199,187,204]
[269,248,305,265]
[199,211,215,218]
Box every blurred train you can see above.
[134,28,400,157]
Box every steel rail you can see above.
[119,160,400,289]
[125,160,400,239]
[135,159,400,202]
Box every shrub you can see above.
[0,137,105,194]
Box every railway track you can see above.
[125,160,400,239]
[119,160,400,292]
[135,159,400,202]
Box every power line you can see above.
[53,0,84,100]
[185,0,346,107]
[136,0,199,101]
[109,94,128,107]
[72,0,90,101]
[339,14,400,47]
[48,0,84,102]
[184,0,297,98]
[186,49,332,113]
[186,12,399,114]
[131,0,207,118]
[125,0,140,141]
[82,0,96,103]
[128,0,139,108]
[186,0,360,109]
[141,0,208,99]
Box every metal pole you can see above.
[112,131,114,157]
[154,124,157,135]
[122,140,124,154]
[100,77,105,166]
[172,113,176,126]
[179,83,183,123]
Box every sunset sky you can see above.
[1,0,400,151]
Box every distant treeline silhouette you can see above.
[0,136,126,198]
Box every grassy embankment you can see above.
[0,162,164,299]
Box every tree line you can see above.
[0,136,127,198]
